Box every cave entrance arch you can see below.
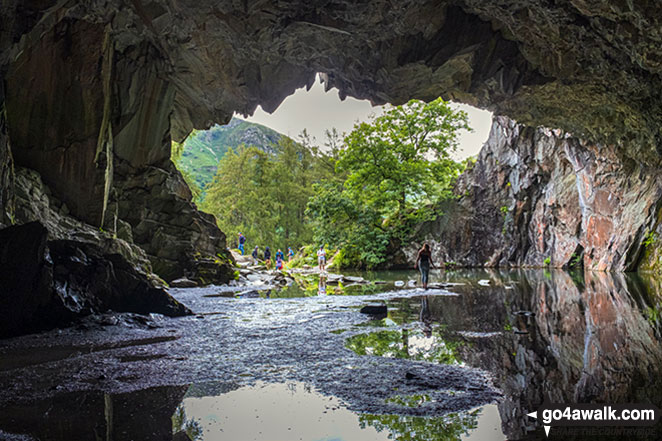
[3,1,661,278]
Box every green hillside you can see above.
[174,117,285,191]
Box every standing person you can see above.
[238,233,246,255]
[264,246,272,269]
[414,243,435,290]
[287,247,294,262]
[275,249,284,270]
[251,246,259,265]
[317,245,326,272]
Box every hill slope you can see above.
[175,117,285,190]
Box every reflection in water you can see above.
[346,328,463,365]
[0,385,189,441]
[177,381,498,441]
[172,403,203,440]
[264,272,398,298]
[345,269,662,439]
[1,270,661,440]
[318,274,328,296]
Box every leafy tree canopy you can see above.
[307,98,469,268]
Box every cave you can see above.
[1,0,661,331]
[1,1,662,438]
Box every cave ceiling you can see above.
[2,0,661,160]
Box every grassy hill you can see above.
[175,117,285,191]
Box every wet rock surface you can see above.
[0,270,661,440]
[0,282,498,423]
[407,116,662,272]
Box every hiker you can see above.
[414,243,435,290]
[238,232,246,255]
[287,247,294,261]
[317,245,326,272]
[251,246,259,265]
[264,246,272,269]
[275,249,284,270]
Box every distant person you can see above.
[251,246,259,265]
[317,246,326,272]
[414,243,435,290]
[264,246,272,269]
[287,247,294,261]
[238,233,246,255]
[275,249,284,270]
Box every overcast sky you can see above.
[239,78,493,160]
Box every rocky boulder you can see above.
[0,222,191,338]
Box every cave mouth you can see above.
[2,2,662,440]
[171,76,493,203]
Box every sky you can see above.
[239,77,493,160]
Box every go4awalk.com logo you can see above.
[527,403,660,437]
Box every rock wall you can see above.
[0,167,193,338]
[0,83,13,229]
[410,116,662,272]
[113,160,234,283]
[2,9,233,284]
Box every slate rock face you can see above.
[408,116,662,271]
[0,84,13,229]
[0,222,191,338]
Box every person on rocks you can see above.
[251,246,259,265]
[275,249,284,270]
[317,245,327,272]
[287,247,294,261]
[414,243,435,290]
[264,246,272,269]
[238,232,246,255]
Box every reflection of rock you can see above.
[0,385,188,440]
[468,271,662,439]
[384,270,662,439]
[0,222,191,338]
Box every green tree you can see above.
[339,98,469,216]
[199,134,338,253]
[200,145,275,249]
[307,98,469,268]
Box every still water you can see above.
[0,269,661,440]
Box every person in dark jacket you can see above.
[264,246,272,269]
[414,243,435,289]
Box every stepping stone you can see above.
[360,304,387,315]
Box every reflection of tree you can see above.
[345,329,462,365]
[172,403,203,440]
[358,408,480,441]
